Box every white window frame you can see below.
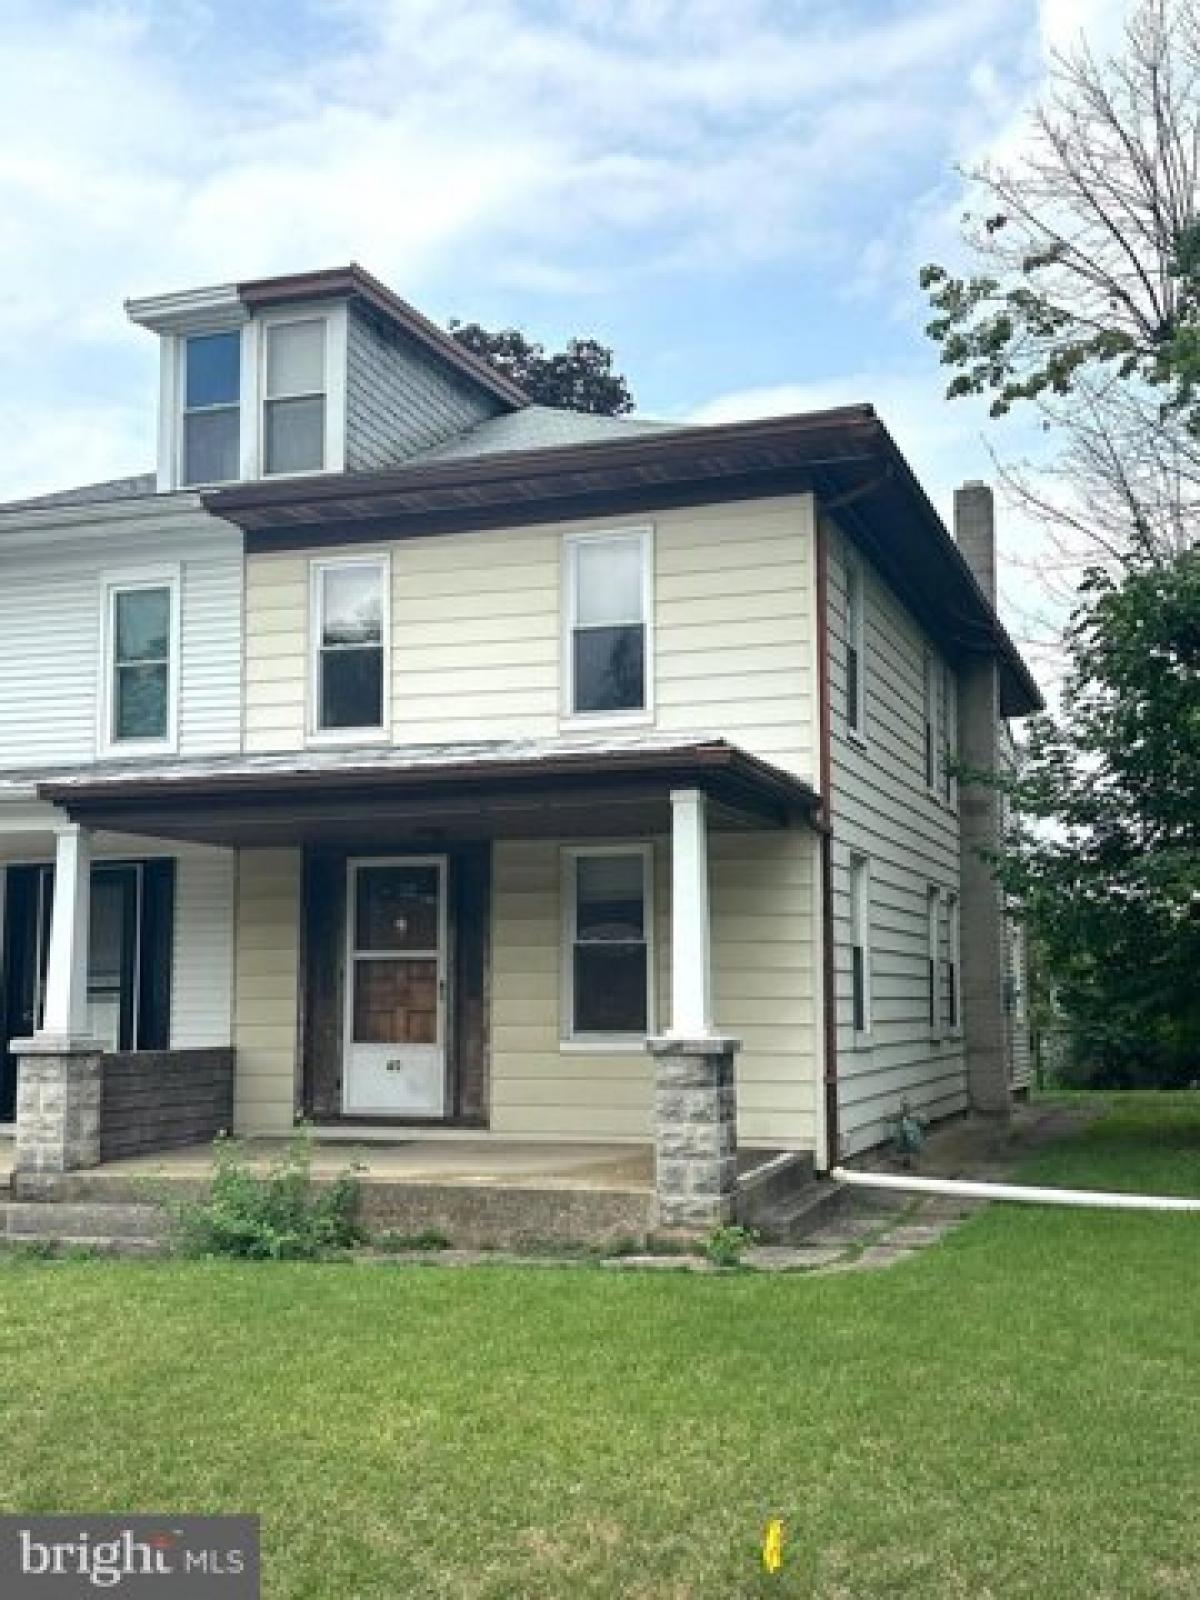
[176,327,244,489]
[561,527,655,728]
[158,304,347,490]
[97,566,181,758]
[307,553,391,746]
[942,662,958,809]
[927,886,942,1040]
[849,852,872,1041]
[845,557,866,744]
[560,843,656,1051]
[945,892,962,1035]
[258,308,347,480]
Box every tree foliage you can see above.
[923,0,1200,572]
[1000,549,1200,1085]
[447,321,635,415]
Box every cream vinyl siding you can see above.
[0,505,241,768]
[232,848,300,1135]
[171,847,235,1049]
[490,829,817,1148]
[243,495,819,783]
[825,519,967,1154]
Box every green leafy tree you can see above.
[1000,549,1200,1086]
[447,321,635,415]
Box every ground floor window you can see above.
[850,852,871,1036]
[562,845,654,1041]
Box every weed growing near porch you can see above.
[171,1130,363,1260]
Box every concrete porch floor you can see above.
[96,1138,657,1192]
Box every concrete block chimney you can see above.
[953,480,1011,1117]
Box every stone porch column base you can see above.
[647,1035,741,1230]
[12,1038,103,1176]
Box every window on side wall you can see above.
[845,559,865,737]
[264,319,328,475]
[850,853,871,1036]
[923,652,938,793]
[927,887,941,1036]
[311,557,388,737]
[103,576,179,752]
[564,530,651,718]
[944,893,961,1032]
[942,662,957,806]
[181,330,241,486]
[563,847,654,1041]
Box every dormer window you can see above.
[182,331,241,486]
[264,319,327,475]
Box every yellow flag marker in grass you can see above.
[762,1518,784,1574]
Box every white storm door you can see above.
[343,857,447,1116]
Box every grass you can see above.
[2,1092,1199,1598]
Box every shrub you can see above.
[703,1224,758,1268]
[173,1130,363,1260]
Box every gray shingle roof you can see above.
[408,404,682,463]
[0,473,157,512]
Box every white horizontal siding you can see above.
[826,518,967,1155]
[0,507,242,769]
[171,847,235,1049]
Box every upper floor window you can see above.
[563,846,654,1041]
[310,557,388,737]
[102,573,179,752]
[942,663,957,806]
[564,529,651,719]
[845,559,865,737]
[182,331,240,486]
[264,319,327,475]
[923,652,938,792]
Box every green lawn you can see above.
[3,1095,1200,1599]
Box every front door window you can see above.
[343,858,447,1116]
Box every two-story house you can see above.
[0,264,1039,1231]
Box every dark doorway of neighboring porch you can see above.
[0,859,175,1122]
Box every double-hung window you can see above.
[944,893,961,1032]
[564,530,651,718]
[927,887,941,1035]
[563,847,654,1040]
[923,652,938,792]
[845,559,865,737]
[103,575,178,751]
[264,319,328,475]
[942,663,957,806]
[311,558,388,736]
[849,853,871,1036]
[181,331,241,486]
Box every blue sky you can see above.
[0,0,1129,640]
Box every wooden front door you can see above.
[342,857,448,1116]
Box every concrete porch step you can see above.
[1,1200,169,1244]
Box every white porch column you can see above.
[40,823,93,1042]
[668,787,713,1038]
[13,823,103,1180]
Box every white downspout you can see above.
[831,1167,1200,1214]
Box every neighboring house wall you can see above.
[171,847,236,1050]
[0,500,242,769]
[824,518,967,1156]
[233,848,301,1136]
[243,494,820,784]
[344,308,504,472]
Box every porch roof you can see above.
[32,733,821,847]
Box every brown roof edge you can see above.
[36,739,822,821]
[207,404,880,512]
[236,263,530,410]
